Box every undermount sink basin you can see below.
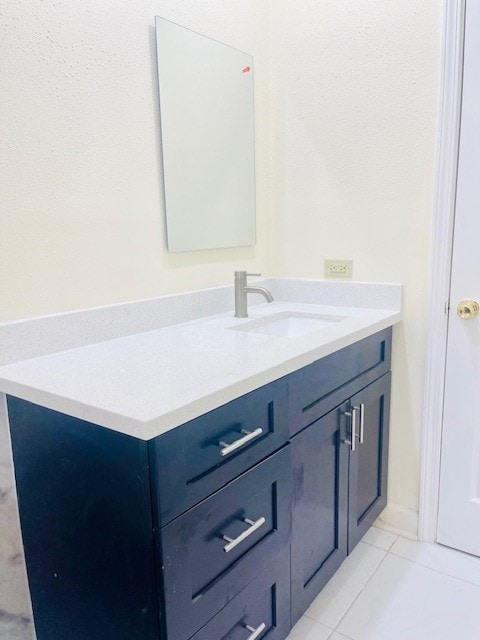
[228,311,347,338]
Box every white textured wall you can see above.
[269,0,442,530]
[0,0,271,322]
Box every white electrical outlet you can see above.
[324,259,353,278]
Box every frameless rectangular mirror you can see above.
[155,17,256,252]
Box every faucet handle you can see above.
[234,271,261,279]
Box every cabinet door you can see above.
[290,403,349,625]
[348,373,391,552]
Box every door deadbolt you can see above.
[457,299,480,319]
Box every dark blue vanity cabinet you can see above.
[7,327,392,640]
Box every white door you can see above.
[437,0,480,556]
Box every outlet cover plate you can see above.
[324,259,353,278]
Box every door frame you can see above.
[418,0,465,543]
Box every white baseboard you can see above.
[374,503,419,540]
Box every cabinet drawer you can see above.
[149,380,288,526]
[288,328,391,436]
[190,547,290,640]
[159,446,291,640]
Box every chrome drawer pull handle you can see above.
[219,427,263,457]
[353,403,365,444]
[344,410,356,452]
[222,516,266,553]
[244,622,266,640]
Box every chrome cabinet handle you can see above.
[219,427,263,457]
[244,622,266,640]
[344,410,357,452]
[353,403,365,444]
[222,516,266,553]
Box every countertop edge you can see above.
[0,312,401,441]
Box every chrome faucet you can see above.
[234,271,274,318]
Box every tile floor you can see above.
[288,526,480,640]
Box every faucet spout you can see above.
[243,286,274,304]
[234,271,274,318]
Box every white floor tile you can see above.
[286,616,332,640]
[337,553,480,640]
[304,542,386,629]
[329,634,352,640]
[361,527,398,551]
[390,537,480,587]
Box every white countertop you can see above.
[0,300,401,440]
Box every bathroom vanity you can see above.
[0,282,400,640]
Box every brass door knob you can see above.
[457,299,480,319]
